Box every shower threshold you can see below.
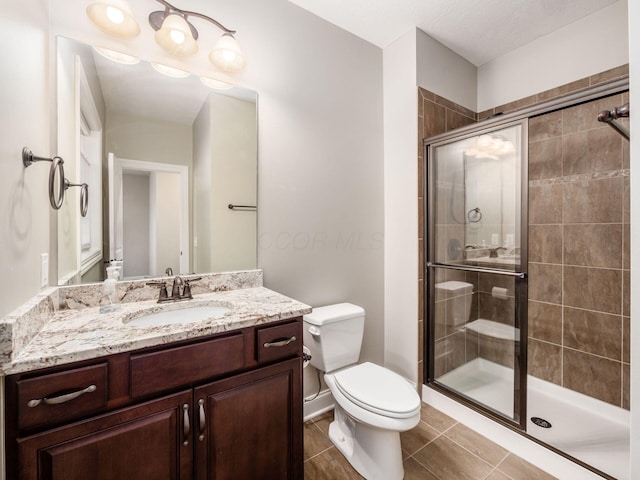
[438,358,630,480]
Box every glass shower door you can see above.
[425,120,528,427]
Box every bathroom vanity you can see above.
[0,271,310,480]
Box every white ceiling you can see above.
[287,0,619,66]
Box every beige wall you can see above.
[210,94,257,272]
[192,98,212,273]
[0,0,51,319]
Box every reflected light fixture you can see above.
[86,0,141,38]
[465,134,515,158]
[94,46,140,65]
[200,76,233,90]
[151,62,191,78]
[147,0,246,72]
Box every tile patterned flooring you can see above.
[304,404,558,480]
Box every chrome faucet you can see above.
[165,267,173,276]
[488,247,507,258]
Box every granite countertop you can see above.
[0,271,311,376]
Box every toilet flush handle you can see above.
[308,326,321,338]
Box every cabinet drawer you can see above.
[256,320,301,364]
[17,363,108,431]
[130,333,245,398]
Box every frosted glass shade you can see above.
[209,33,246,73]
[154,14,198,56]
[86,0,140,38]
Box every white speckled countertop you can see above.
[0,270,311,376]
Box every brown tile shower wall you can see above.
[418,89,476,383]
[418,65,630,408]
[527,92,630,409]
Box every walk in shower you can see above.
[424,80,630,480]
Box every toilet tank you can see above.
[303,303,365,373]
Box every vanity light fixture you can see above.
[148,0,246,72]
[86,0,141,38]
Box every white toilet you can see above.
[303,303,421,480]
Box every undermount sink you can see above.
[125,305,231,327]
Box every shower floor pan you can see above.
[438,358,630,480]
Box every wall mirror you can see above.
[56,36,258,285]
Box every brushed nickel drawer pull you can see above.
[263,336,296,348]
[27,384,97,408]
[198,398,206,441]
[183,404,190,446]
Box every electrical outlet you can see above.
[40,253,49,288]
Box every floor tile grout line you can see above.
[441,428,512,472]
[409,451,449,480]
[303,445,335,463]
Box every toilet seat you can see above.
[333,362,421,419]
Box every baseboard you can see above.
[303,389,334,422]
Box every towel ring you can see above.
[467,207,482,223]
[65,179,89,217]
[22,147,65,209]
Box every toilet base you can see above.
[328,404,405,480]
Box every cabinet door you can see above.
[194,357,302,480]
[18,390,193,480]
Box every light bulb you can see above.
[490,138,504,152]
[170,29,186,45]
[209,33,246,73]
[477,134,492,148]
[105,6,124,24]
[86,0,140,38]
[501,141,515,154]
[154,14,198,56]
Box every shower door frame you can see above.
[422,77,630,436]
[424,118,530,431]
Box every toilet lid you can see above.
[333,362,421,419]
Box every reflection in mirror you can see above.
[433,123,521,269]
[56,36,257,285]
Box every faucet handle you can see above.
[182,277,202,299]
[146,281,168,302]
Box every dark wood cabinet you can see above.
[5,318,303,480]
[18,390,194,480]
[194,358,302,480]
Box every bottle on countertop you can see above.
[99,266,121,313]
